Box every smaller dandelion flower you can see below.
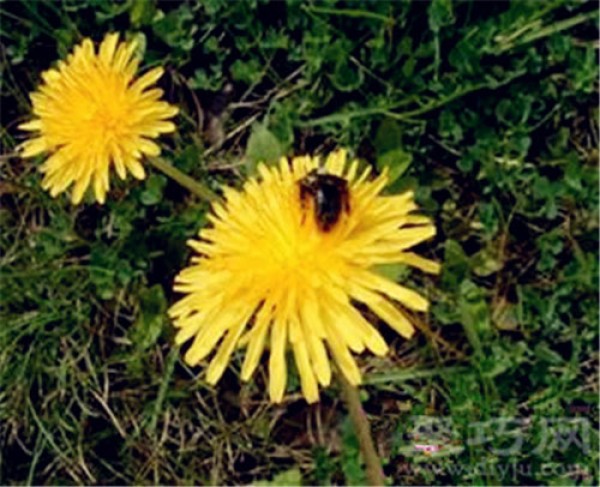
[19,33,178,204]
[170,150,440,403]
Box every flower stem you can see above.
[147,156,219,202]
[338,374,385,486]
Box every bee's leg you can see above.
[343,186,351,213]
[299,184,311,224]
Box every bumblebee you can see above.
[298,169,350,232]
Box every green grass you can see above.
[1,0,598,485]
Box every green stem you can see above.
[338,374,385,486]
[148,348,178,434]
[497,10,598,53]
[302,4,393,24]
[300,69,527,127]
[147,157,219,202]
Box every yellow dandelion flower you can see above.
[170,150,440,403]
[19,33,178,204]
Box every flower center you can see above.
[90,102,128,141]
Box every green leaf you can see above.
[401,57,416,77]
[428,0,455,32]
[129,0,156,27]
[471,246,503,277]
[375,118,403,154]
[272,468,302,486]
[268,100,296,148]
[152,6,195,50]
[231,58,263,85]
[375,119,413,183]
[330,61,364,92]
[441,239,469,289]
[312,446,335,486]
[89,244,118,300]
[458,280,490,355]
[95,1,130,21]
[340,416,366,486]
[55,29,76,58]
[140,174,166,206]
[534,343,564,365]
[373,263,409,282]
[492,298,520,331]
[254,468,302,486]
[457,153,475,172]
[174,145,205,173]
[130,285,167,350]
[438,109,463,142]
[246,122,285,172]
[378,149,413,183]
[189,67,224,91]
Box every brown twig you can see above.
[338,373,385,486]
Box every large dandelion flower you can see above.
[170,150,440,403]
[19,33,178,204]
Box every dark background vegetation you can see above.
[1,0,598,485]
